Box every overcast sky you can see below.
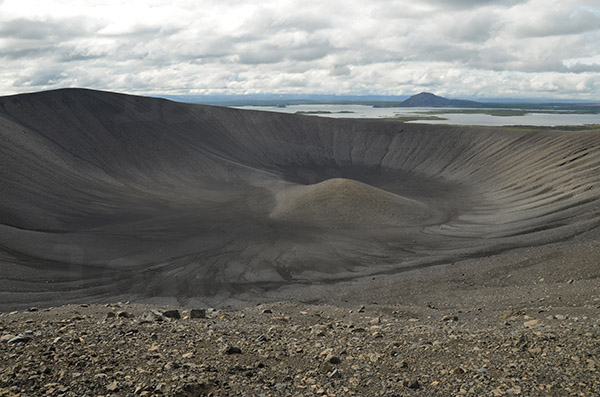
[1,0,599,99]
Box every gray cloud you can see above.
[235,38,334,64]
[512,6,600,37]
[0,0,598,99]
[443,13,500,42]
[0,46,56,60]
[99,24,181,38]
[330,64,351,76]
[58,49,108,62]
[14,68,69,87]
[425,0,526,9]
[236,47,284,65]
[564,63,600,73]
[0,17,96,40]
[282,14,332,32]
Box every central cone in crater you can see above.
[272,178,441,228]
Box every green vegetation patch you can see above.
[418,109,600,117]
[392,115,447,122]
[417,109,527,117]
[295,110,355,115]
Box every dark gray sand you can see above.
[0,88,599,310]
[0,89,599,396]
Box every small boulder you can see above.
[116,311,133,319]
[141,310,165,323]
[162,309,181,319]
[224,345,242,355]
[442,315,458,322]
[190,309,206,319]
[326,354,341,364]
[404,380,420,389]
[524,319,540,328]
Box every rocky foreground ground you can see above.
[1,298,598,397]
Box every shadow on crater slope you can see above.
[1,88,599,309]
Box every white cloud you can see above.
[0,0,598,99]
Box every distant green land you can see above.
[418,109,600,117]
[392,115,447,122]
[295,110,355,115]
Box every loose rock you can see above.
[404,380,420,389]
[224,345,242,355]
[162,309,181,319]
[524,319,540,328]
[8,334,32,344]
[442,315,459,322]
[190,308,206,319]
[116,311,133,319]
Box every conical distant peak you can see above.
[415,92,438,97]
[401,92,451,106]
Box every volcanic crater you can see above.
[1,88,599,309]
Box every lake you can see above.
[232,104,600,126]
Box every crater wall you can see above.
[1,89,599,308]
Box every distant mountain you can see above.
[400,92,482,107]
[401,92,450,106]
